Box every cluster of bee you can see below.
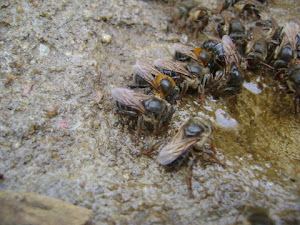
[111,0,299,197]
[170,0,300,113]
[169,0,267,36]
[111,36,242,196]
[216,14,299,113]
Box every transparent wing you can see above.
[111,87,150,114]
[174,43,199,62]
[222,35,240,65]
[133,64,156,87]
[154,59,192,78]
[277,22,299,56]
[157,129,199,166]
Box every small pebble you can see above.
[17,6,24,13]
[83,10,92,21]
[39,44,50,57]
[101,34,112,43]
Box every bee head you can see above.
[160,79,174,96]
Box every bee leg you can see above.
[127,84,148,89]
[197,85,206,105]
[137,139,169,156]
[187,157,195,198]
[136,115,144,146]
[180,80,188,99]
[153,121,161,136]
[203,150,226,168]
[115,110,138,117]
[207,137,217,154]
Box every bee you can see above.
[185,5,209,35]
[171,0,196,26]
[254,19,282,62]
[130,61,180,103]
[233,0,264,19]
[173,43,212,67]
[222,0,265,13]
[139,117,225,197]
[209,35,245,97]
[171,1,209,36]
[217,11,234,38]
[217,11,247,53]
[202,39,226,74]
[273,22,299,70]
[245,27,269,70]
[154,59,212,102]
[284,62,300,114]
[111,87,174,144]
[255,19,281,40]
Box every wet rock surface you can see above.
[0,0,299,224]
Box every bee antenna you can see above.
[260,62,274,70]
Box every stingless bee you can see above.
[111,87,174,144]
[154,58,212,102]
[201,39,227,75]
[273,22,299,70]
[254,19,282,62]
[139,117,225,197]
[171,1,209,36]
[233,0,265,19]
[221,0,265,13]
[208,35,245,97]
[217,11,247,53]
[130,61,180,103]
[284,62,300,114]
[245,27,269,70]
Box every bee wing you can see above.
[157,129,199,166]
[154,59,193,78]
[111,87,149,114]
[174,43,199,62]
[222,35,240,65]
[246,27,264,54]
[277,22,299,55]
[133,64,157,87]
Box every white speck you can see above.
[101,34,112,43]
[252,179,259,187]
[243,81,262,94]
[203,105,213,111]
[215,108,238,128]
[39,43,50,57]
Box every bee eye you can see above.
[279,46,293,61]
[144,99,163,118]
[186,64,202,77]
[198,51,211,66]
[160,79,173,95]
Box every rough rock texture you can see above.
[0,0,299,224]
[0,190,93,225]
